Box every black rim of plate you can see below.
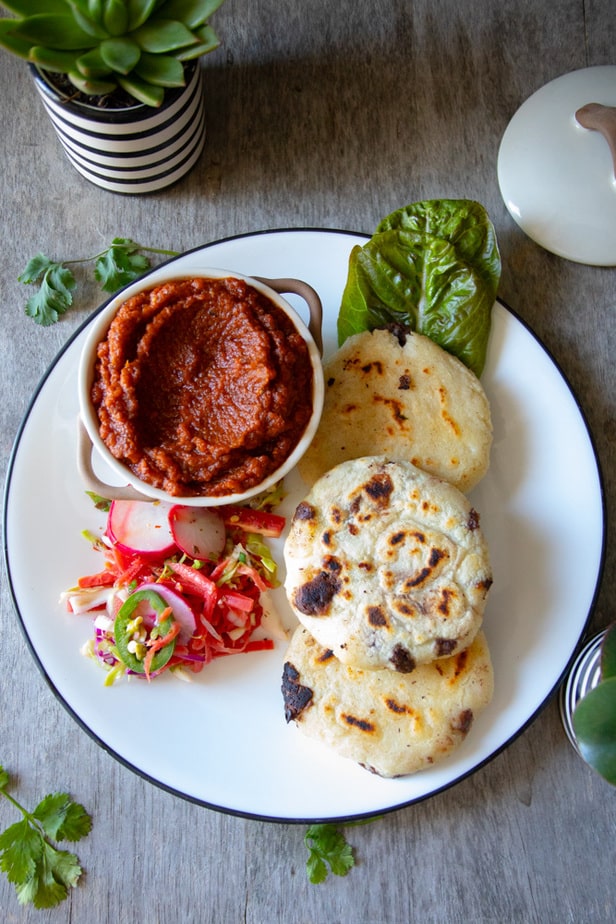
[2,228,607,824]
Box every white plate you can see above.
[497,66,616,265]
[3,229,605,822]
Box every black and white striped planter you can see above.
[559,630,606,754]
[31,61,206,195]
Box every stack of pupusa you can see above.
[281,329,495,778]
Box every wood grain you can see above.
[1,2,614,922]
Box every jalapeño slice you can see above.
[114,589,177,675]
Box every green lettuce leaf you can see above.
[376,198,501,294]
[337,199,501,377]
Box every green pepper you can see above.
[114,589,176,675]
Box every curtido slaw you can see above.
[61,493,287,685]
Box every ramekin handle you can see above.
[254,277,324,354]
[77,417,147,502]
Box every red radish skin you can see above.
[107,500,177,559]
[169,506,226,561]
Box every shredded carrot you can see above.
[244,639,275,653]
[78,570,116,588]
[144,615,180,680]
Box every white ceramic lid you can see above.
[497,65,616,265]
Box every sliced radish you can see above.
[169,505,226,561]
[107,500,177,559]
[136,582,197,644]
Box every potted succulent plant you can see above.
[0,1,226,193]
[560,623,616,785]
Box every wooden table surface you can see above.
[1,2,614,922]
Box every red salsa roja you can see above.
[91,276,315,497]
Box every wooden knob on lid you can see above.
[575,103,616,179]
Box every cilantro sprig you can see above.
[304,816,383,884]
[0,765,92,909]
[18,237,179,326]
[304,823,356,883]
